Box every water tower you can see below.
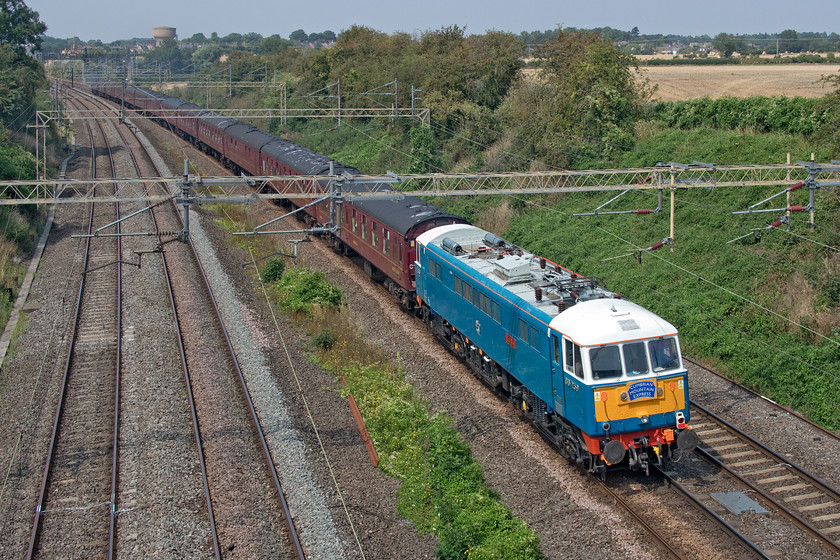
[153,26,177,46]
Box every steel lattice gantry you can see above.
[2,162,840,205]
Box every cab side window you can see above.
[564,338,583,379]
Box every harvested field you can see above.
[524,64,839,101]
[640,64,839,101]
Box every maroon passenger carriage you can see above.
[91,81,465,308]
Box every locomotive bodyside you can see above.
[416,223,697,476]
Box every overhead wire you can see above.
[509,194,840,385]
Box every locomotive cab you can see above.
[549,299,698,475]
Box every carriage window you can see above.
[649,337,680,372]
[480,293,491,315]
[552,335,561,365]
[352,217,358,233]
[518,319,527,341]
[361,224,367,240]
[372,230,378,247]
[590,345,622,380]
[454,277,463,296]
[622,342,649,376]
[491,301,500,323]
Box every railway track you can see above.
[683,401,840,556]
[70,86,305,559]
[615,393,840,559]
[69,80,840,557]
[26,101,123,558]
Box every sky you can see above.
[26,0,840,43]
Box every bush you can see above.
[262,256,285,282]
[274,266,343,314]
[312,328,337,350]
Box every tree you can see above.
[779,29,800,53]
[185,32,207,44]
[260,35,289,55]
[506,29,652,166]
[192,44,224,69]
[290,29,308,43]
[409,126,442,173]
[0,0,46,52]
[712,32,741,58]
[0,43,45,126]
[145,38,182,67]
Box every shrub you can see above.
[262,256,286,282]
[312,328,337,350]
[274,266,343,314]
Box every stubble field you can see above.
[640,64,839,101]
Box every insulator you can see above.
[539,257,546,269]
[788,205,805,212]
[613,293,621,299]
[535,287,543,301]
[770,219,783,228]
[557,300,566,312]
[788,181,805,191]
[634,209,653,214]
[570,290,579,300]
[648,241,664,251]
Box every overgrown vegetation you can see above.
[0,0,46,336]
[652,96,831,135]
[243,251,543,558]
[273,266,343,314]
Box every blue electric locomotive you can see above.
[415,223,698,477]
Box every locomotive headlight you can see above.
[657,387,663,397]
[620,392,628,401]
[640,414,649,424]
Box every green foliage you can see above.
[274,265,343,314]
[144,38,184,67]
[409,126,442,173]
[712,33,743,58]
[503,29,651,167]
[652,96,830,135]
[339,362,542,560]
[259,35,290,55]
[311,328,337,350]
[0,0,46,53]
[0,43,45,127]
[0,128,36,179]
[261,256,285,283]
[294,24,521,132]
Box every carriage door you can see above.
[550,333,564,416]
